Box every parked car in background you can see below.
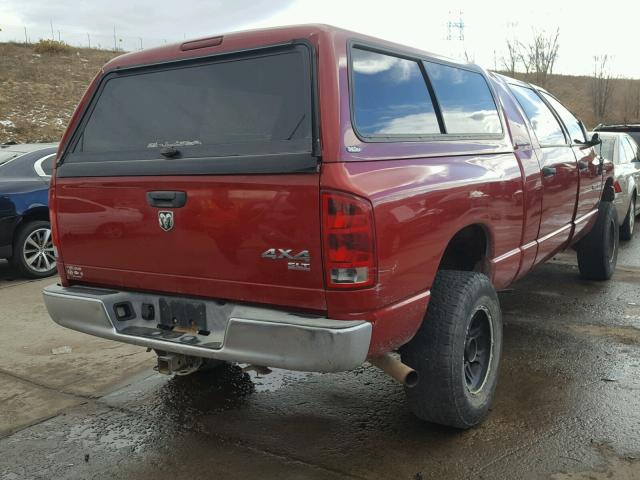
[0,143,58,277]
[44,25,615,430]
[591,132,640,240]
[594,123,640,147]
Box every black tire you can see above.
[620,194,636,241]
[577,201,618,280]
[399,270,502,429]
[10,220,57,279]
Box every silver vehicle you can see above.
[592,132,640,240]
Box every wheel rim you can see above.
[22,228,56,273]
[607,220,615,263]
[464,306,493,394]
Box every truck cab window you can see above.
[351,48,440,136]
[423,62,501,135]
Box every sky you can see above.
[1,0,638,78]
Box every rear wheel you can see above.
[399,270,502,429]
[620,195,636,241]
[577,201,618,280]
[11,220,57,278]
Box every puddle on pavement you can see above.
[550,444,640,480]
[157,363,255,415]
[247,368,315,393]
[65,408,159,455]
[124,363,314,421]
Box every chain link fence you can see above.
[0,24,185,52]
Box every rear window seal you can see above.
[57,152,317,178]
[58,40,320,177]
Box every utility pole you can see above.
[113,25,117,51]
[50,19,54,40]
[446,10,466,60]
[87,33,91,49]
[57,30,60,42]
[139,37,143,50]
[447,11,465,41]
[24,26,28,46]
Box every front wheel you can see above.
[11,220,57,279]
[577,201,618,280]
[399,270,503,429]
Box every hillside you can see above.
[504,72,640,129]
[0,42,118,144]
[1,41,638,144]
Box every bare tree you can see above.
[623,78,640,122]
[501,39,521,75]
[591,55,615,123]
[463,50,475,64]
[520,28,560,86]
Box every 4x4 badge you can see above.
[158,211,174,232]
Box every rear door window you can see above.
[509,85,566,146]
[596,137,616,163]
[623,137,639,162]
[61,45,315,176]
[351,48,440,136]
[540,92,586,144]
[621,137,637,163]
[423,62,501,135]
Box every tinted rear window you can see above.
[423,62,501,135]
[69,47,312,164]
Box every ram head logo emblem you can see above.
[158,211,174,232]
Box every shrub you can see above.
[33,39,72,55]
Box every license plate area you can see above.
[159,298,207,334]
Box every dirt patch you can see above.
[550,444,640,479]
[567,324,640,345]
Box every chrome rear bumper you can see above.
[43,284,372,372]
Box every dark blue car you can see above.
[0,143,58,278]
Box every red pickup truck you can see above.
[44,25,617,429]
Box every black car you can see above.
[0,143,58,278]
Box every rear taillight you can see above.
[321,191,376,289]
[614,181,622,193]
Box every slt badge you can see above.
[261,248,311,272]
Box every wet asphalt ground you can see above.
[0,234,639,480]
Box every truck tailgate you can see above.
[55,174,325,310]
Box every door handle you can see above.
[146,191,187,208]
[542,166,557,177]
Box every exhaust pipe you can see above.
[369,353,418,388]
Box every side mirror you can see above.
[575,133,601,149]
